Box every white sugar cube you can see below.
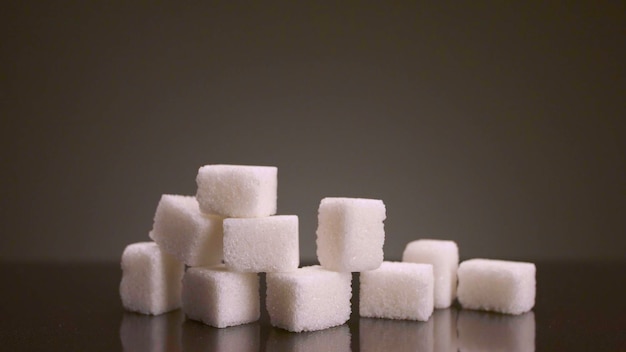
[360,261,434,321]
[266,265,352,332]
[182,265,260,328]
[458,310,535,351]
[267,325,351,352]
[402,239,459,308]
[150,194,223,267]
[195,164,277,218]
[223,215,299,273]
[457,259,536,315]
[316,197,386,272]
[182,320,259,352]
[120,310,183,352]
[360,317,434,352]
[120,242,184,315]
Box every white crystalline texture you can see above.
[266,265,352,332]
[182,265,260,328]
[223,215,299,273]
[120,242,184,315]
[359,261,434,321]
[316,197,386,272]
[402,239,459,309]
[150,194,223,267]
[195,164,277,218]
[457,259,536,315]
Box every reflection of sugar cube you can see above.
[458,310,535,351]
[267,325,351,352]
[182,320,259,352]
[360,317,433,352]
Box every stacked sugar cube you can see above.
[120,163,536,335]
[120,164,299,327]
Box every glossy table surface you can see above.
[0,261,624,351]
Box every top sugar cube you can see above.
[316,197,386,272]
[196,165,278,218]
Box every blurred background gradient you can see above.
[2,2,624,262]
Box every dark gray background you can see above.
[2,2,624,262]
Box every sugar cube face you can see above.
[316,197,386,272]
[223,215,299,273]
[182,265,260,328]
[195,164,277,218]
[360,261,434,321]
[267,325,351,352]
[360,317,434,352]
[150,194,223,267]
[402,239,459,309]
[457,259,536,315]
[120,310,183,352]
[266,265,352,332]
[182,320,259,352]
[120,242,184,315]
[458,310,535,351]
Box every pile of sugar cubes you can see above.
[120,164,536,332]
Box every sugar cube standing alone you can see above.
[182,265,260,328]
[150,194,224,267]
[360,261,434,321]
[223,215,299,273]
[196,164,277,218]
[316,197,386,272]
[266,266,352,332]
[120,242,184,315]
[457,259,536,315]
[402,239,459,309]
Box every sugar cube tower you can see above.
[120,163,536,338]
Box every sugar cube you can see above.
[359,261,434,321]
[266,265,352,332]
[182,320,259,352]
[120,310,183,352]
[316,197,386,272]
[457,259,536,315]
[120,242,184,315]
[267,325,351,352]
[195,164,277,218]
[182,265,260,328]
[150,194,223,267]
[402,239,459,308]
[359,317,434,352]
[458,310,535,351]
[223,215,299,272]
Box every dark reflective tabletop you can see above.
[0,262,624,351]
